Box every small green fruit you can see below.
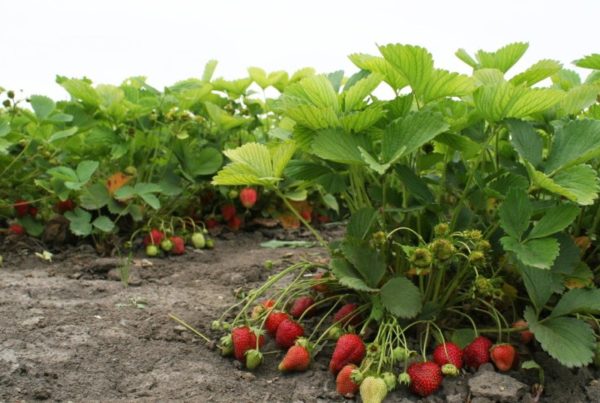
[360,376,388,403]
[191,232,206,249]
[228,189,239,199]
[205,238,214,249]
[245,349,263,370]
[382,372,397,391]
[145,244,159,257]
[219,335,233,356]
[160,239,173,252]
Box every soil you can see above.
[0,229,598,402]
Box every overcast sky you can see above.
[1,0,598,99]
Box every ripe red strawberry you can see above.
[312,272,329,293]
[275,319,304,348]
[329,333,366,373]
[512,320,534,344]
[205,217,219,229]
[407,361,443,397]
[265,311,289,336]
[239,187,258,209]
[333,303,361,327]
[56,199,75,213]
[221,203,236,221]
[9,224,25,235]
[336,364,359,397]
[490,344,517,372]
[317,214,331,224]
[170,236,185,255]
[278,344,311,372]
[463,336,493,369]
[143,229,165,246]
[432,342,463,369]
[28,206,38,218]
[13,200,30,217]
[300,210,312,222]
[231,326,265,363]
[290,295,315,318]
[262,299,276,309]
[227,215,242,231]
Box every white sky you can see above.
[1,0,598,99]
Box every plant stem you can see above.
[275,189,328,248]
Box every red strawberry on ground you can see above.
[490,344,517,372]
[463,336,493,369]
[512,320,534,344]
[28,206,38,218]
[221,203,236,222]
[239,187,258,209]
[9,224,25,235]
[265,311,289,336]
[13,200,30,217]
[262,299,276,309]
[290,295,315,318]
[227,215,243,231]
[231,326,265,363]
[336,364,359,397]
[275,319,304,349]
[407,361,443,397]
[278,344,311,372]
[333,303,361,327]
[56,199,75,214]
[329,333,366,374]
[143,229,165,246]
[170,236,185,255]
[300,210,312,222]
[432,342,463,369]
[205,217,219,230]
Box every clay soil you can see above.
[0,230,598,402]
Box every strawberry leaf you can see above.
[380,277,422,319]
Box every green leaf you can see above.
[395,165,435,203]
[284,105,340,130]
[421,69,475,103]
[271,140,297,178]
[339,105,385,133]
[322,193,339,213]
[501,237,560,270]
[248,67,269,89]
[435,133,481,159]
[557,84,600,116]
[312,129,366,164]
[191,147,223,176]
[527,204,579,239]
[92,216,115,233]
[330,258,378,292]
[519,263,562,313]
[64,208,93,236]
[59,78,101,106]
[293,75,339,111]
[76,160,99,184]
[379,44,434,96]
[18,215,44,237]
[49,127,79,143]
[498,188,532,239]
[473,68,506,85]
[551,289,600,318]
[380,277,422,319]
[134,183,162,195]
[0,120,10,137]
[544,119,600,172]
[550,165,600,206]
[455,48,478,69]
[476,42,529,73]
[202,59,218,82]
[342,241,386,288]
[347,207,377,239]
[506,119,543,167]
[509,59,562,87]
[573,53,600,69]
[343,73,382,111]
[140,193,160,210]
[79,183,110,209]
[205,102,250,130]
[348,53,408,90]
[525,306,595,368]
[29,95,55,120]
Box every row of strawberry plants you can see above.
[0,63,338,253]
[210,42,600,400]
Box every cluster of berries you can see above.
[143,228,213,257]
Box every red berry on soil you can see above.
[275,319,304,349]
[262,299,276,309]
[432,342,463,369]
[239,187,258,209]
[289,296,315,318]
[333,303,361,327]
[265,311,289,336]
[227,215,242,231]
[56,199,75,213]
[463,336,493,369]
[407,361,443,397]
[300,210,312,222]
[221,203,236,221]
[512,320,534,344]
[143,229,165,246]
[9,224,25,235]
[336,364,360,397]
[28,206,38,218]
[170,236,185,255]
[13,200,30,217]
[205,217,219,229]
[329,333,366,374]
[490,344,517,372]
[278,345,311,372]
[231,326,265,363]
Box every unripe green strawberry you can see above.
[382,372,397,391]
[219,334,233,356]
[145,244,159,257]
[228,189,239,199]
[398,372,411,386]
[191,232,206,248]
[245,349,263,370]
[359,376,388,403]
[392,346,411,362]
[160,238,173,252]
[205,238,215,249]
[441,363,460,376]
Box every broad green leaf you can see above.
[574,53,600,69]
[343,73,382,112]
[294,75,339,111]
[339,105,385,133]
[506,119,543,167]
[379,44,434,96]
[382,111,448,162]
[283,189,307,201]
[395,165,435,203]
[455,48,478,69]
[64,208,93,236]
[421,69,475,103]
[348,53,408,90]
[557,84,600,116]
[211,77,252,97]
[205,102,250,130]
[359,147,393,175]
[551,165,600,206]
[92,216,115,233]
[49,127,79,143]
[476,42,529,73]
[289,67,315,83]
[380,277,422,319]
[79,183,110,209]
[551,233,581,275]
[284,105,340,130]
[271,141,297,178]
[551,289,600,318]
[347,207,377,240]
[509,59,562,86]
[0,120,9,137]
[18,215,44,237]
[47,166,79,183]
[322,193,339,213]
[527,204,579,239]
[248,67,268,89]
[312,129,366,164]
[190,147,223,176]
[342,241,386,288]
[330,258,378,292]
[435,132,481,159]
[544,119,600,172]
[552,69,582,90]
[225,143,272,178]
[114,185,135,199]
[76,160,99,184]
[501,237,559,269]
[60,78,101,106]
[498,188,532,239]
[134,183,162,195]
[140,193,160,210]
[326,70,344,92]
[520,263,562,313]
[202,59,218,82]
[473,68,505,85]
[525,306,595,368]
[267,71,289,91]
[487,173,529,198]
[29,95,55,120]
